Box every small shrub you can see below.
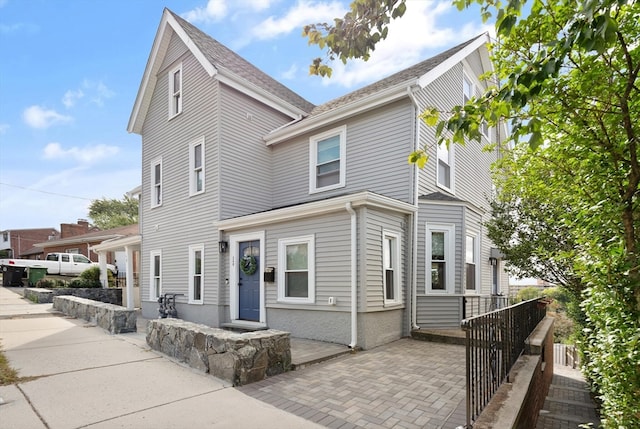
[35,279,56,289]
[79,266,101,281]
[68,278,101,288]
[79,266,114,287]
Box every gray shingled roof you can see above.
[168,9,316,114]
[308,35,483,117]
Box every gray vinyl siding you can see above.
[415,202,464,328]
[140,33,222,315]
[416,295,462,329]
[271,99,415,207]
[218,84,292,219]
[262,211,353,312]
[362,207,408,311]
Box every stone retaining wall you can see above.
[25,287,122,305]
[53,296,137,334]
[146,318,291,386]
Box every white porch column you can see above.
[125,245,135,310]
[98,251,108,288]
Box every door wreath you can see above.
[240,255,257,275]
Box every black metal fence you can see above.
[460,298,547,427]
[463,295,510,318]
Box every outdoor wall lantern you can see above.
[218,240,228,253]
[488,257,498,266]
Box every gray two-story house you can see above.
[128,8,508,350]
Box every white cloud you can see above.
[322,1,492,89]
[0,123,9,134]
[23,105,73,129]
[43,142,120,164]
[62,89,84,108]
[254,1,346,40]
[61,80,114,109]
[281,63,298,80]
[183,0,229,23]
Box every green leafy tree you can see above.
[306,1,639,426]
[88,195,138,230]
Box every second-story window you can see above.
[151,157,162,208]
[169,64,182,118]
[309,125,346,193]
[189,137,205,196]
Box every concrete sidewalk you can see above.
[0,287,322,429]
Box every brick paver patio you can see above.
[238,338,467,429]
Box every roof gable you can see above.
[128,8,314,134]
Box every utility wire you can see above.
[0,182,93,201]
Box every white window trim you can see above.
[465,234,481,294]
[383,230,401,305]
[150,157,162,208]
[168,63,182,118]
[189,136,205,196]
[277,235,315,304]
[188,244,204,304]
[309,125,346,194]
[150,250,162,301]
[436,142,455,193]
[426,223,455,294]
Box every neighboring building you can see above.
[34,223,139,264]
[0,227,59,258]
[127,9,509,349]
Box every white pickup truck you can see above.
[0,253,116,276]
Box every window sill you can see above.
[168,112,182,121]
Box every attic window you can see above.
[169,64,182,117]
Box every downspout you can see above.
[345,202,358,349]
[407,86,421,330]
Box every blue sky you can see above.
[0,0,491,230]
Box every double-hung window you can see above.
[169,64,182,117]
[383,231,401,304]
[465,235,479,292]
[437,141,453,191]
[189,137,205,196]
[151,157,162,208]
[278,235,315,303]
[310,126,346,193]
[189,244,204,304]
[150,250,162,301]
[426,224,455,293]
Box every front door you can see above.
[238,240,260,321]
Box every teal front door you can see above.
[238,240,260,321]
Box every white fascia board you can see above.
[217,192,416,232]
[264,81,416,146]
[417,33,490,89]
[216,71,306,120]
[127,11,218,134]
[91,235,142,252]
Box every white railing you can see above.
[553,343,580,368]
